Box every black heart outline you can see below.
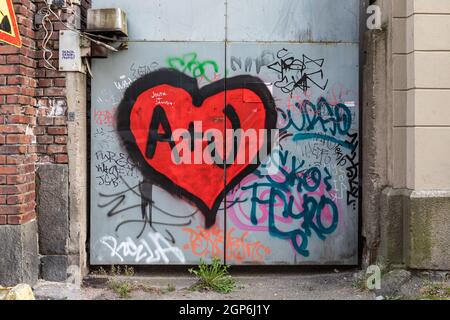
[117,68,277,228]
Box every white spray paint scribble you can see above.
[100,232,186,264]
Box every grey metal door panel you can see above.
[90,0,361,266]
[227,0,360,43]
[92,0,226,41]
[224,43,359,265]
[90,42,226,264]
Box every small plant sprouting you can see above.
[110,265,118,277]
[108,264,134,277]
[352,273,368,292]
[106,265,135,298]
[98,267,107,276]
[166,283,176,293]
[420,282,450,300]
[189,258,236,294]
[124,265,135,277]
[108,280,132,299]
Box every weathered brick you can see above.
[38,79,53,87]
[47,145,67,154]
[7,211,36,225]
[6,134,31,144]
[47,127,67,135]
[33,126,45,135]
[0,166,19,175]
[55,154,69,164]
[0,65,20,75]
[7,194,25,205]
[0,185,24,195]
[54,136,67,144]
[7,175,27,185]
[7,115,33,124]
[37,116,53,126]
[0,204,26,214]
[6,155,26,165]
[0,145,28,154]
[37,135,54,144]
[53,117,67,126]
[0,125,27,134]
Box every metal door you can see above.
[90,0,360,265]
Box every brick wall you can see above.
[0,0,38,226]
[35,0,68,165]
[0,0,90,227]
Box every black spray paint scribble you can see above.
[98,177,197,243]
[268,48,329,95]
[343,132,359,209]
[230,51,276,75]
[95,151,139,187]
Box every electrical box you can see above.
[59,30,83,72]
[86,8,128,37]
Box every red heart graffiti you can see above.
[117,69,276,227]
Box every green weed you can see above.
[189,258,236,294]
